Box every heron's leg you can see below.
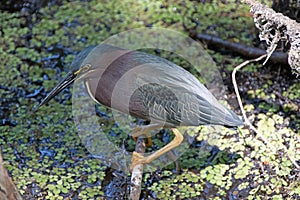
[132,123,161,147]
[131,128,183,171]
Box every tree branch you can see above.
[129,137,146,200]
[196,33,288,65]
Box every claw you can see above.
[130,151,145,171]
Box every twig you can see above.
[232,54,266,127]
[262,31,280,65]
[232,55,300,169]
[129,137,146,200]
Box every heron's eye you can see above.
[81,64,91,72]
[75,64,91,75]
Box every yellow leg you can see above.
[131,128,184,171]
[131,123,161,147]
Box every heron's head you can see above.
[37,44,133,110]
[37,46,97,109]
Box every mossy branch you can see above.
[243,0,300,77]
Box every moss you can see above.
[283,83,300,100]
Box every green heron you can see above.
[38,44,243,170]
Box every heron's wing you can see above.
[131,81,242,127]
[131,59,242,127]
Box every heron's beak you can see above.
[37,70,78,109]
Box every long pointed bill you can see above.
[36,71,77,110]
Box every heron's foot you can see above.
[130,151,146,171]
[130,128,184,171]
[132,127,153,147]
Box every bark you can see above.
[0,150,22,200]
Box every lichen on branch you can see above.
[244,0,300,77]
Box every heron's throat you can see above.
[84,79,98,103]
